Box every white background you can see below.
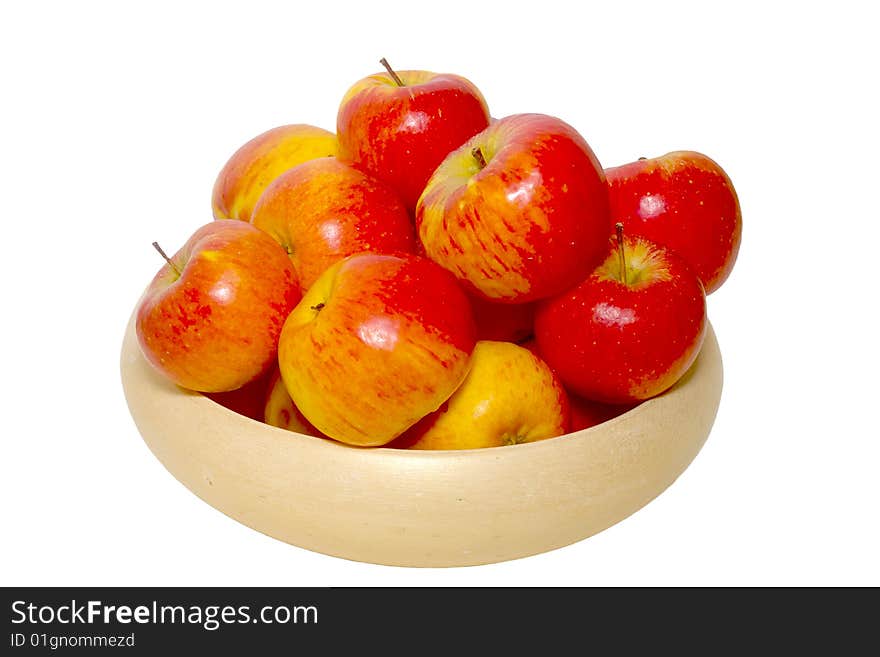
[2,1,877,587]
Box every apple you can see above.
[212,124,337,222]
[136,220,300,393]
[605,151,742,294]
[203,368,273,421]
[394,340,569,450]
[416,113,611,303]
[518,338,635,430]
[568,394,635,432]
[517,337,541,358]
[262,368,323,436]
[336,58,490,211]
[468,294,535,343]
[534,225,706,404]
[250,156,415,292]
[277,252,476,446]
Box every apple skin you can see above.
[605,151,741,294]
[393,340,569,450]
[212,124,337,222]
[469,294,535,343]
[416,113,612,303]
[250,157,415,292]
[535,234,707,404]
[136,220,301,393]
[262,368,324,436]
[518,338,635,430]
[203,368,273,421]
[336,68,490,211]
[568,394,635,432]
[277,252,477,447]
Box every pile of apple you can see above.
[136,59,741,450]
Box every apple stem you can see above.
[615,223,627,285]
[152,241,180,277]
[379,57,405,87]
[472,147,487,170]
[310,303,325,312]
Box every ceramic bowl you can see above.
[120,309,722,567]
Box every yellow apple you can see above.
[263,368,322,436]
[212,124,337,222]
[398,340,570,450]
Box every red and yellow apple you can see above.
[336,61,490,211]
[250,157,414,292]
[605,151,741,294]
[263,368,323,436]
[416,113,611,303]
[212,124,337,222]
[395,340,569,450]
[136,220,300,392]
[535,227,706,404]
[277,252,477,446]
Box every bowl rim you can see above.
[125,307,717,462]
[197,383,649,455]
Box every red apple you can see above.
[416,113,611,303]
[535,226,706,404]
[250,156,415,292]
[136,220,300,392]
[277,252,476,446]
[469,294,535,343]
[336,59,490,211]
[605,151,742,294]
[568,394,635,432]
[519,338,635,430]
[203,368,273,421]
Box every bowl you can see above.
[120,308,723,567]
